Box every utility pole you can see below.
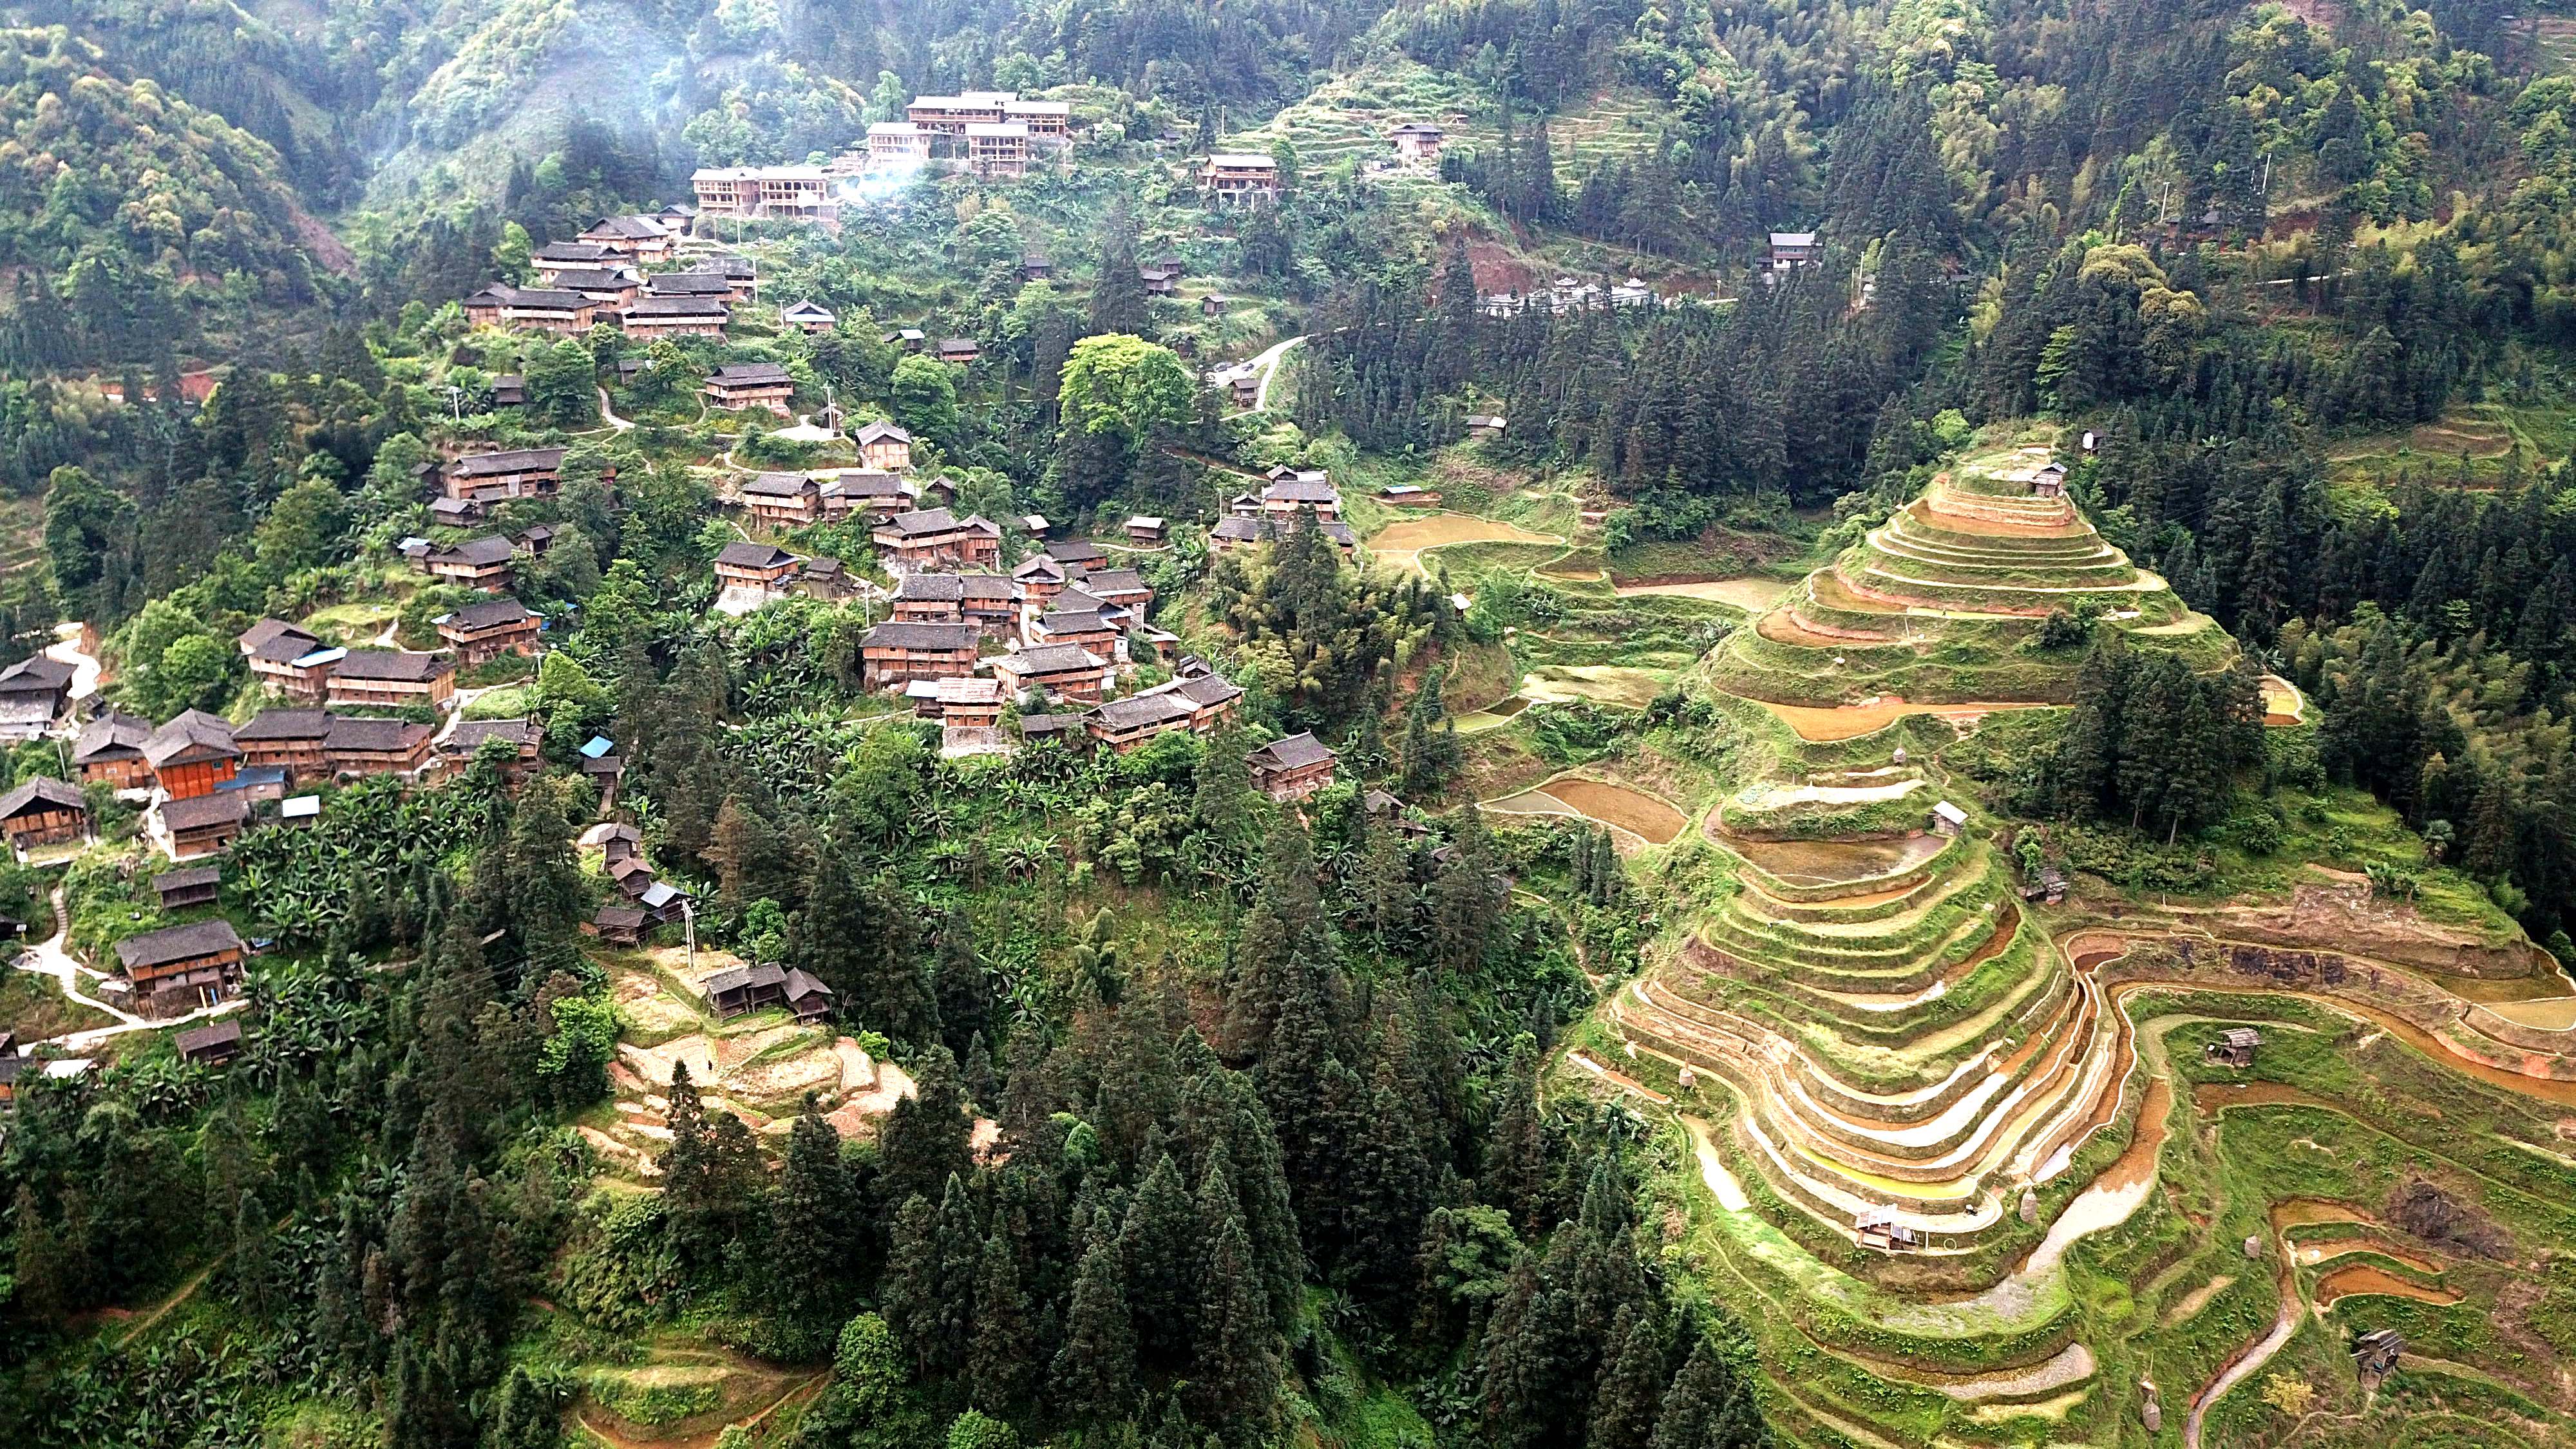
[446,384,464,422]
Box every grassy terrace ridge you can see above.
[1524,433,2576,1447]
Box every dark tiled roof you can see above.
[114,918,246,970]
[827,470,905,497]
[1247,732,1335,771]
[450,718,538,753]
[1037,611,1115,636]
[0,775,86,818]
[593,904,648,931]
[535,241,615,262]
[1001,645,1102,674]
[1263,479,1340,504]
[646,271,734,297]
[160,791,250,833]
[1175,675,1244,708]
[708,363,793,386]
[740,471,817,497]
[1045,540,1106,564]
[239,618,319,655]
[546,267,634,291]
[0,656,75,693]
[896,573,965,602]
[585,215,667,240]
[861,622,981,652]
[234,710,333,743]
[783,967,832,1000]
[1018,714,1079,734]
[451,448,566,478]
[144,710,238,766]
[1081,568,1148,594]
[175,1018,243,1056]
[881,507,962,536]
[446,597,535,632]
[154,865,222,892]
[73,711,151,762]
[325,716,430,753]
[1092,694,1193,732]
[715,541,797,569]
[432,535,518,567]
[625,296,728,318]
[333,651,453,683]
[853,421,911,444]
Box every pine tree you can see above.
[1189,1159,1283,1437]
[968,1231,1036,1415]
[1588,1307,1669,1449]
[1119,1153,1201,1372]
[1052,1219,1138,1424]
[1649,1337,1763,1449]
[1091,204,1150,337]
[772,1099,860,1326]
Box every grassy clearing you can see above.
[0,963,116,1041]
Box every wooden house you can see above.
[2032,462,2069,498]
[705,962,789,1019]
[621,296,729,338]
[175,1018,245,1068]
[1200,153,1281,203]
[461,285,597,334]
[533,240,617,272]
[1046,538,1108,570]
[115,918,249,1014]
[780,300,836,335]
[936,337,982,365]
[882,327,926,352]
[2204,1028,2261,1068]
[0,776,89,850]
[325,715,435,777]
[582,822,643,864]
[1011,554,1072,613]
[327,652,456,711]
[1245,732,1336,800]
[893,573,1017,637]
[1929,800,1968,837]
[795,556,858,601]
[445,447,565,504]
[929,676,1005,730]
[438,597,542,667]
[965,122,1032,178]
[489,375,527,409]
[858,621,982,690]
[1260,476,1341,518]
[72,710,154,789]
[233,710,333,781]
[1139,262,1182,298]
[1388,122,1446,160]
[147,711,240,799]
[690,164,833,220]
[1076,567,1151,614]
[446,718,542,772]
[585,903,650,947]
[1855,1205,1922,1253]
[1019,252,1054,281]
[1169,672,1244,732]
[704,363,795,413]
[241,620,336,699]
[714,540,802,595]
[160,791,250,860]
[151,865,222,910]
[1463,414,1507,439]
[1003,99,1070,136]
[425,535,518,591]
[822,469,909,520]
[873,509,1001,573]
[2354,1329,2404,1382]
[1124,516,1166,546]
[580,215,674,263]
[1086,693,1196,752]
[739,471,824,527]
[1032,607,1121,658]
[1210,515,1357,554]
[994,645,1111,704]
[0,655,74,739]
[1017,714,1083,746]
[907,93,1009,132]
[783,969,834,1023]
[868,121,932,166]
[1768,231,1820,270]
[855,421,913,472]
[545,267,640,307]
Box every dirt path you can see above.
[2186,1231,2300,1449]
[44,621,102,703]
[12,886,240,1050]
[117,1257,223,1349]
[1250,334,1302,412]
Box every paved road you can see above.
[1251,334,1303,412]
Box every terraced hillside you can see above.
[1581,450,2576,1447]
[1706,444,2235,708]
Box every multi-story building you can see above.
[703,363,795,413]
[1200,153,1282,204]
[690,166,835,220]
[327,652,456,711]
[966,122,1032,178]
[461,285,598,334]
[437,597,543,667]
[444,447,565,504]
[869,122,933,167]
[621,296,730,339]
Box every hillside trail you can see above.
[10,886,244,1050]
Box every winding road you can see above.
[10,887,241,1051]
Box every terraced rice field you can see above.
[1486,775,1687,844]
[1569,443,2576,1448]
[1614,578,1792,609]
[1368,513,1563,576]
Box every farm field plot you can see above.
[1368,512,1564,576]
[1486,774,1688,845]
